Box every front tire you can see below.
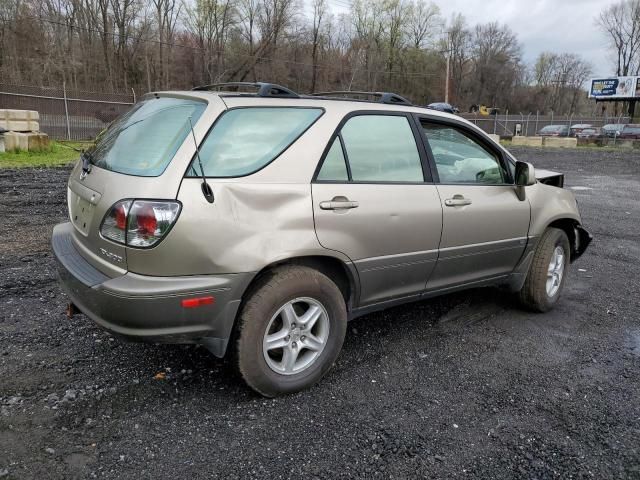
[235,266,347,397]
[518,227,570,312]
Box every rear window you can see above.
[187,107,323,177]
[88,97,206,177]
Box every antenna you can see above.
[187,117,214,204]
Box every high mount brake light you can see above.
[100,200,181,248]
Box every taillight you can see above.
[100,200,181,248]
[100,200,131,244]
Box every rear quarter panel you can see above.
[126,180,350,275]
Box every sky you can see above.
[325,0,620,78]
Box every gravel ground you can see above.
[1,147,639,479]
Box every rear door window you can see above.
[188,107,323,177]
[88,97,206,177]
[316,114,425,182]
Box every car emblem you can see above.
[99,248,123,263]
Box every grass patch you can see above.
[0,141,91,168]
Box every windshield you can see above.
[87,97,206,177]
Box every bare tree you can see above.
[598,0,640,75]
[309,0,327,92]
[534,52,592,113]
[184,0,236,83]
[0,0,596,114]
[445,14,471,106]
[407,0,440,49]
[470,22,522,106]
[152,0,181,88]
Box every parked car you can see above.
[618,124,640,139]
[569,124,593,137]
[576,127,602,139]
[537,125,570,137]
[601,124,625,138]
[427,102,459,114]
[52,82,592,397]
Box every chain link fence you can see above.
[0,84,135,141]
[0,83,634,141]
[460,112,632,137]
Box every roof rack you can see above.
[192,82,299,98]
[310,91,413,106]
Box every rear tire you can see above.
[518,227,570,312]
[235,266,347,397]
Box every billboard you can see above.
[589,77,640,99]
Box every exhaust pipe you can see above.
[66,303,79,318]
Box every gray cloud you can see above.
[437,0,619,76]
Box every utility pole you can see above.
[445,54,450,104]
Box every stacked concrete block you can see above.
[511,136,543,147]
[0,109,40,133]
[0,109,49,152]
[4,132,29,151]
[542,137,578,148]
[27,132,50,150]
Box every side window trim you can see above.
[312,110,433,184]
[337,133,353,181]
[414,114,515,185]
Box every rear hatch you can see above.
[66,93,224,277]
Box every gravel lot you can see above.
[1,147,639,479]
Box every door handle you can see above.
[444,195,472,207]
[319,199,359,210]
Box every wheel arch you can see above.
[245,255,359,308]
[222,254,359,358]
[545,218,589,261]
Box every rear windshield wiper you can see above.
[80,150,93,177]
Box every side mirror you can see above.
[515,161,535,201]
[515,161,535,186]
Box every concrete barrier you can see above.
[487,134,500,143]
[613,139,636,149]
[0,109,40,132]
[0,110,48,152]
[577,138,603,147]
[511,136,543,147]
[0,109,40,121]
[4,132,29,151]
[3,131,49,152]
[542,137,578,148]
[0,120,40,132]
[27,133,50,151]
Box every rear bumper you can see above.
[52,222,253,357]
